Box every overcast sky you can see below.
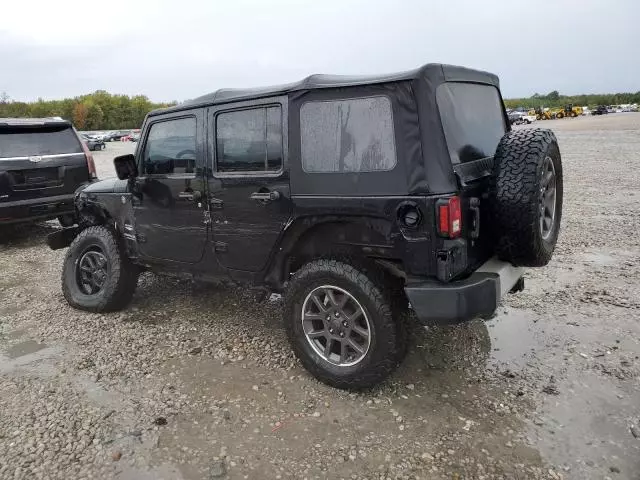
[1,0,638,102]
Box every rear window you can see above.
[436,83,506,164]
[300,96,397,173]
[0,126,83,158]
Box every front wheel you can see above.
[62,225,139,312]
[284,259,405,389]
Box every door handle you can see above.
[250,191,281,202]
[178,190,202,202]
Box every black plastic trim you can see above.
[405,272,499,325]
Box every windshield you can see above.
[436,82,507,164]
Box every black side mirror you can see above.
[114,154,138,180]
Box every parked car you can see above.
[98,132,116,142]
[109,131,129,141]
[48,63,563,389]
[508,111,536,125]
[81,134,106,151]
[0,118,97,227]
[592,105,608,115]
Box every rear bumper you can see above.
[0,194,75,224]
[405,257,525,325]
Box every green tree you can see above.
[85,103,104,130]
[546,90,560,102]
[0,91,175,128]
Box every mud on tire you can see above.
[62,225,139,312]
[491,128,563,267]
[284,259,404,390]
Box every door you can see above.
[133,113,208,263]
[207,98,292,272]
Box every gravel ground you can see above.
[1,115,639,480]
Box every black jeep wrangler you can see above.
[49,64,562,389]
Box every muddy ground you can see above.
[1,114,639,480]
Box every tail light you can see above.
[80,141,97,179]
[437,196,462,238]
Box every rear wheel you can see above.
[284,259,404,389]
[491,128,563,267]
[62,225,138,312]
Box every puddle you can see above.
[580,250,617,266]
[486,309,544,369]
[531,362,640,478]
[5,339,47,359]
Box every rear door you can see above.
[436,82,508,269]
[206,97,292,272]
[0,123,89,203]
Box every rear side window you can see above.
[143,117,197,175]
[215,106,283,173]
[300,96,396,173]
[0,127,83,158]
[436,82,506,164]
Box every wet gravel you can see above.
[1,114,640,479]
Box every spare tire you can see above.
[490,128,563,267]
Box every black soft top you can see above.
[150,63,499,116]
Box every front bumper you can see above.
[405,257,525,325]
[0,194,75,224]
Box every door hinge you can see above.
[213,241,227,253]
[203,211,211,225]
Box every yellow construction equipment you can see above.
[531,107,553,120]
[555,104,583,118]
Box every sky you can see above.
[1,0,638,102]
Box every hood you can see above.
[82,177,129,194]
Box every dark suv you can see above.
[1,118,97,227]
[48,64,563,389]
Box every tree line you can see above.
[504,90,640,110]
[0,91,176,130]
[2,89,639,129]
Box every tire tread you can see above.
[284,259,401,390]
[62,225,138,312]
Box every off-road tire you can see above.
[284,259,403,390]
[491,128,563,267]
[62,225,138,312]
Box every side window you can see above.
[143,117,197,175]
[215,106,283,173]
[300,96,396,173]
